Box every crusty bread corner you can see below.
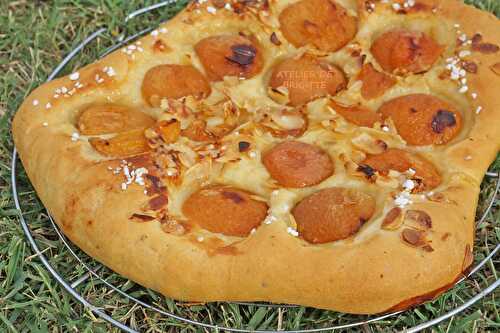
[12,0,500,314]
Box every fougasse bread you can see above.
[12,0,500,314]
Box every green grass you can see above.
[0,0,499,332]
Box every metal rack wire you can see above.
[10,2,499,332]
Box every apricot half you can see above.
[77,105,155,135]
[194,34,264,81]
[370,29,443,75]
[183,186,268,237]
[361,148,442,191]
[141,64,211,107]
[378,94,462,145]
[330,101,381,127]
[89,129,150,158]
[279,0,357,52]
[262,141,334,188]
[269,54,346,106]
[292,188,375,243]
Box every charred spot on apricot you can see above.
[238,141,251,152]
[431,110,456,134]
[226,44,257,66]
[357,164,376,179]
[222,191,245,204]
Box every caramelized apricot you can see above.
[269,54,346,106]
[357,63,396,99]
[78,105,155,135]
[194,34,264,81]
[262,141,334,188]
[89,129,150,158]
[330,101,381,127]
[370,29,443,75]
[141,64,211,107]
[279,0,357,52]
[378,94,462,145]
[362,148,441,191]
[182,186,268,237]
[292,188,375,243]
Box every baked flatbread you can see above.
[12,0,500,314]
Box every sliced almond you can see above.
[351,133,387,154]
[89,129,150,157]
[404,210,432,229]
[161,218,186,236]
[78,105,155,135]
[381,207,403,230]
[491,63,500,76]
[401,228,426,247]
[267,86,290,105]
[129,213,156,222]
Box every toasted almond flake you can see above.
[381,207,402,230]
[404,210,432,229]
[491,63,500,75]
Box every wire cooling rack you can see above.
[10,1,500,332]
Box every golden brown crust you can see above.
[12,0,500,314]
